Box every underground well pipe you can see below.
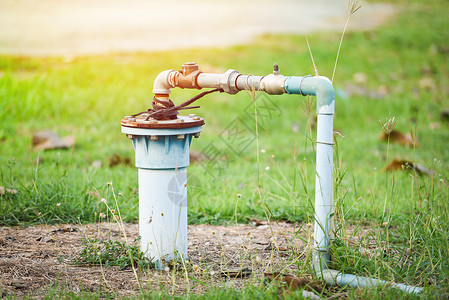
[140,62,423,293]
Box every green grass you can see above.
[73,237,154,270]
[1,0,449,298]
[37,283,313,300]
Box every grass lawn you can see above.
[0,0,448,298]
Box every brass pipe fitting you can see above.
[172,62,202,89]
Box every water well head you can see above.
[122,112,204,267]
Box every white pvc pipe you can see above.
[314,113,334,251]
[138,167,188,264]
[313,252,424,294]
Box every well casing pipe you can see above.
[121,117,204,268]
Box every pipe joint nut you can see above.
[220,69,241,94]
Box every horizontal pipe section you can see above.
[196,73,222,89]
[235,75,263,91]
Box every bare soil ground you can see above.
[0,221,316,298]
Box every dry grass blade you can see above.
[87,189,101,198]
[299,96,315,118]
[379,112,396,134]
[220,267,252,278]
[331,0,362,82]
[348,0,362,14]
[300,96,317,132]
[306,36,319,77]
[244,76,258,100]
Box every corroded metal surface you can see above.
[130,87,222,121]
[121,115,204,129]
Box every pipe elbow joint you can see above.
[285,76,335,114]
[152,69,176,95]
[313,76,335,115]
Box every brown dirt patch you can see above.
[0,221,315,298]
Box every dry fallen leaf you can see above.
[384,158,430,176]
[108,153,132,167]
[379,129,418,147]
[0,186,18,195]
[248,217,265,226]
[264,272,322,294]
[51,227,78,233]
[33,130,75,151]
[265,243,289,251]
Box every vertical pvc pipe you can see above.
[314,113,334,251]
[286,75,422,294]
[138,167,188,263]
[285,76,335,251]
